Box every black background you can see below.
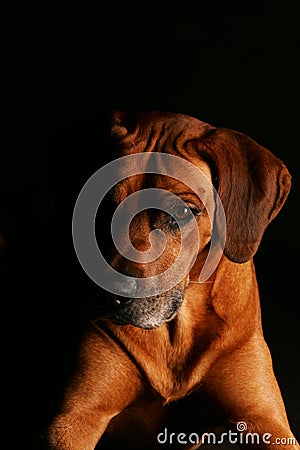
[2,2,299,448]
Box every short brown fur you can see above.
[47,112,298,449]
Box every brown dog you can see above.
[47,112,299,449]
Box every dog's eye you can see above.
[174,206,192,220]
[152,204,202,231]
[172,205,200,225]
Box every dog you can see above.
[47,111,299,449]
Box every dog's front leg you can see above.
[46,324,145,450]
[203,333,299,449]
[47,410,114,450]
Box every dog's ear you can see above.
[110,111,139,138]
[195,128,291,263]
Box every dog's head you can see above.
[96,111,291,329]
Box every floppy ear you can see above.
[196,128,291,263]
[110,111,140,137]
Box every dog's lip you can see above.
[164,308,180,322]
[108,317,162,329]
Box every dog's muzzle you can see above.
[100,285,185,329]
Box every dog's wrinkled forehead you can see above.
[110,112,215,206]
[111,111,215,154]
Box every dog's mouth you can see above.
[99,286,185,329]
